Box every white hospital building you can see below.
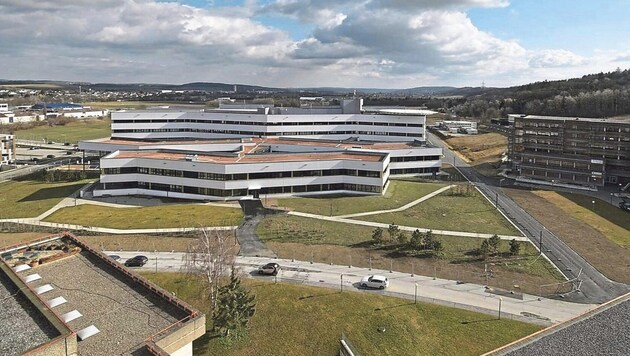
[80,99,443,200]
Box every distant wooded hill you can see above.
[454,69,630,118]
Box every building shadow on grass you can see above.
[460,318,498,325]
[17,183,85,202]
[297,291,339,300]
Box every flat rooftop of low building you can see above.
[1,234,201,355]
[0,271,59,355]
[493,293,630,355]
[517,114,630,124]
[114,149,386,164]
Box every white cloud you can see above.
[0,0,626,88]
[528,49,586,68]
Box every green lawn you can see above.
[276,180,446,216]
[0,180,91,219]
[559,192,630,231]
[43,204,243,228]
[12,119,111,143]
[142,273,542,356]
[256,214,558,280]
[359,191,521,236]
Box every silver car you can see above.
[360,275,389,289]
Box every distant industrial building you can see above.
[509,115,630,189]
[438,120,478,134]
[80,99,443,201]
[0,134,16,166]
[0,233,205,355]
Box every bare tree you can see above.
[183,228,238,309]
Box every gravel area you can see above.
[28,252,188,355]
[509,297,630,355]
[0,272,58,356]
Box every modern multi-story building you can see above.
[110,99,425,142]
[1,134,16,166]
[509,115,630,188]
[81,99,443,200]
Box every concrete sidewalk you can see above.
[108,251,595,325]
[335,184,454,218]
[288,211,528,241]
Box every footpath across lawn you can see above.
[0,179,91,219]
[275,180,446,216]
[142,272,542,356]
[358,189,521,236]
[44,204,244,229]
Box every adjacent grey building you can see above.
[509,115,630,188]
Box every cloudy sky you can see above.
[1,0,630,88]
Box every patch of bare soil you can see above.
[504,189,630,284]
[446,133,507,163]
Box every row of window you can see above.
[100,181,383,196]
[102,167,383,180]
[390,155,441,162]
[112,128,423,138]
[113,118,423,128]
[390,167,439,175]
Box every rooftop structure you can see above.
[490,292,630,355]
[0,233,205,355]
[509,114,630,188]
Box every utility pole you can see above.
[539,230,543,255]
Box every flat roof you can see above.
[517,115,630,124]
[0,271,59,355]
[114,150,386,164]
[491,293,630,356]
[0,233,202,355]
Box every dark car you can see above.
[124,255,149,267]
[258,262,281,276]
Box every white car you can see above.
[360,275,389,289]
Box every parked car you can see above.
[360,275,389,289]
[46,154,55,159]
[124,255,148,267]
[258,262,281,276]
[108,255,121,262]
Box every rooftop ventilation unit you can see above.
[77,325,100,341]
[61,310,83,323]
[24,274,42,283]
[13,264,31,272]
[48,296,67,308]
[34,284,54,295]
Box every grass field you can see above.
[257,214,563,287]
[0,180,92,219]
[358,191,520,236]
[559,192,630,234]
[0,232,207,253]
[505,188,630,284]
[142,273,542,356]
[275,180,446,216]
[537,191,630,247]
[44,204,244,229]
[13,119,111,143]
[83,101,205,109]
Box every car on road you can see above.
[258,262,281,276]
[108,255,121,262]
[360,275,389,289]
[124,255,148,267]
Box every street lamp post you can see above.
[414,283,418,304]
[498,297,503,320]
[340,274,343,292]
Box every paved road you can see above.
[427,132,629,304]
[108,251,595,325]
[235,216,277,258]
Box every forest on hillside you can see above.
[453,68,630,119]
